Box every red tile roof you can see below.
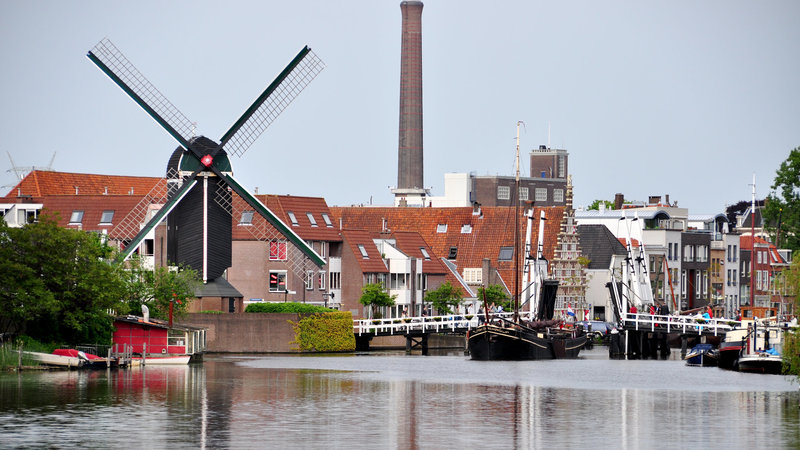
[2,170,162,199]
[231,194,342,242]
[329,206,564,284]
[341,229,389,273]
[377,230,447,275]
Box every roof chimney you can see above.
[104,186,108,195]
[614,193,624,210]
[74,186,79,195]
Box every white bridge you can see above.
[621,313,739,337]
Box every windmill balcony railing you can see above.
[622,313,740,336]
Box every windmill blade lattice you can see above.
[214,183,318,280]
[89,38,195,147]
[220,47,325,158]
[110,168,185,246]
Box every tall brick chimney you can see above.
[393,1,428,206]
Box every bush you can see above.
[198,310,223,314]
[245,302,336,314]
[289,312,355,352]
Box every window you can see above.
[436,224,447,233]
[732,270,737,285]
[240,210,254,225]
[269,271,287,292]
[390,273,407,289]
[318,271,326,290]
[287,211,298,226]
[553,189,564,203]
[463,268,482,284]
[448,246,458,259]
[100,210,114,224]
[668,243,673,260]
[321,213,333,227]
[497,186,510,200]
[143,239,154,256]
[318,242,326,258]
[461,224,472,234]
[305,271,314,290]
[498,246,514,261]
[519,187,529,201]
[69,210,84,224]
[307,212,318,227]
[329,272,341,290]
[535,188,547,202]
[269,240,288,261]
[420,247,430,260]
[358,244,369,258]
[733,245,737,261]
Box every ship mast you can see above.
[513,121,523,323]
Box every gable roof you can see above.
[340,229,389,273]
[329,206,564,284]
[231,194,342,242]
[3,170,162,199]
[382,230,447,274]
[577,224,627,269]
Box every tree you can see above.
[477,284,510,311]
[764,147,800,252]
[423,281,463,314]
[0,214,128,344]
[121,257,201,321]
[780,255,800,379]
[358,283,395,319]
[587,199,614,211]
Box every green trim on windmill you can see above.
[87,51,191,150]
[224,174,325,267]
[219,46,312,147]
[178,150,232,173]
[115,178,198,263]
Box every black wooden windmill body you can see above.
[87,38,325,283]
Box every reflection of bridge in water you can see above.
[353,312,738,358]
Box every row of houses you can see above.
[2,170,794,321]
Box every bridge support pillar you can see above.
[355,335,373,352]
[406,333,428,355]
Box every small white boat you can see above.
[131,355,191,365]
[24,351,84,368]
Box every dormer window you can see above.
[358,244,369,258]
[321,213,333,227]
[436,224,447,233]
[240,211,254,225]
[420,247,430,260]
[461,224,472,234]
[448,246,458,260]
[69,210,84,224]
[307,212,318,227]
[498,246,514,261]
[287,211,298,226]
[100,210,114,225]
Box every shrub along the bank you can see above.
[289,312,355,352]
[245,302,336,314]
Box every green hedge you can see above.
[289,312,356,352]
[245,302,336,314]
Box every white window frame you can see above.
[436,224,447,233]
[287,211,298,226]
[534,188,547,202]
[69,210,84,224]
[518,187,529,201]
[461,224,472,234]
[306,271,314,290]
[100,210,114,225]
[321,213,333,227]
[553,189,564,203]
[318,271,326,290]
[497,186,510,200]
[357,244,369,258]
[240,210,254,225]
[269,270,287,292]
[307,212,318,227]
[420,247,430,260]
[269,240,288,261]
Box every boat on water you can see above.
[684,343,717,367]
[131,355,191,365]
[716,306,791,374]
[468,122,586,361]
[24,349,117,369]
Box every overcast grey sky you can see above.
[1,1,798,213]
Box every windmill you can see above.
[87,38,325,286]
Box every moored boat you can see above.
[684,343,717,367]
[131,355,191,365]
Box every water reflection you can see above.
[1,352,798,448]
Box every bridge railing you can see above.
[622,313,739,336]
[353,314,487,335]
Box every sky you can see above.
[1,1,798,214]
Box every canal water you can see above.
[1,347,798,449]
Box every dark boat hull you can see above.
[716,346,742,371]
[468,324,585,360]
